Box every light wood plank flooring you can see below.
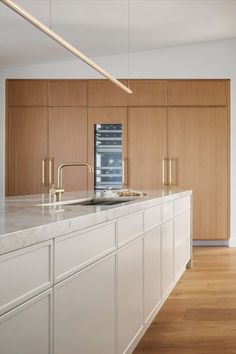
[134,247,236,354]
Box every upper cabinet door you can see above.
[128,80,167,106]
[49,107,88,191]
[169,107,229,240]
[168,80,229,106]
[49,80,87,107]
[88,80,128,106]
[7,80,48,107]
[128,107,168,190]
[8,107,48,196]
[88,107,127,190]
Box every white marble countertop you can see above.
[0,189,192,255]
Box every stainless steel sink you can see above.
[67,197,137,206]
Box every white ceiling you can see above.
[0,0,236,69]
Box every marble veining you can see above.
[0,189,192,255]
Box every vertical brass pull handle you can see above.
[122,159,127,187]
[41,159,45,186]
[48,159,52,186]
[169,159,172,186]
[162,158,168,186]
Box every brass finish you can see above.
[49,162,94,202]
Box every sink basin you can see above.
[35,196,139,207]
[68,196,137,206]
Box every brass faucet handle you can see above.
[54,188,65,202]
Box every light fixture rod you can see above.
[0,0,132,95]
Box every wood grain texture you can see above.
[8,107,48,195]
[168,79,229,106]
[49,107,88,191]
[49,80,87,107]
[134,247,236,354]
[87,107,127,189]
[128,80,167,106]
[8,80,48,107]
[88,80,128,106]
[169,107,229,240]
[128,107,168,189]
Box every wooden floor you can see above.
[134,247,236,354]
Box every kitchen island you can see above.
[0,189,192,354]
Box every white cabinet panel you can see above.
[162,202,174,222]
[174,236,191,278]
[162,220,174,297]
[54,253,116,354]
[144,204,162,232]
[0,241,53,315]
[174,209,190,246]
[144,226,161,322]
[174,196,190,215]
[118,212,143,246]
[54,221,116,282]
[118,238,143,354]
[0,289,53,354]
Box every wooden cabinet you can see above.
[143,226,161,322]
[169,107,229,240]
[8,107,48,196]
[128,80,167,106]
[88,79,128,106]
[0,289,53,354]
[117,238,143,354]
[49,80,87,107]
[128,107,168,189]
[161,219,174,297]
[88,107,128,189]
[168,79,229,106]
[7,80,48,107]
[49,107,88,191]
[54,253,116,354]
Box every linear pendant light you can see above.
[0,0,132,94]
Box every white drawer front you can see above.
[0,241,53,316]
[174,236,191,278]
[54,221,116,283]
[174,209,191,246]
[162,202,174,222]
[144,205,162,232]
[117,212,143,246]
[0,289,53,354]
[174,196,190,215]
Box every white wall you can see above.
[1,38,235,244]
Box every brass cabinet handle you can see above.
[41,159,45,186]
[122,159,127,187]
[169,158,177,187]
[48,159,52,186]
[162,158,169,186]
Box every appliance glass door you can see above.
[94,124,122,190]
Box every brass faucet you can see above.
[49,162,94,202]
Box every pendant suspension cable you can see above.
[127,0,131,89]
[49,0,52,30]
[0,0,132,95]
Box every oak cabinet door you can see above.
[169,107,229,240]
[144,226,161,322]
[54,254,116,354]
[128,107,168,189]
[0,290,53,354]
[162,220,174,297]
[8,107,48,196]
[49,107,88,191]
[117,238,143,354]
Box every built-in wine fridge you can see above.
[94,124,123,190]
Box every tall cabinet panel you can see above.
[128,108,168,189]
[88,107,128,190]
[48,107,88,191]
[169,107,229,240]
[8,107,48,196]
